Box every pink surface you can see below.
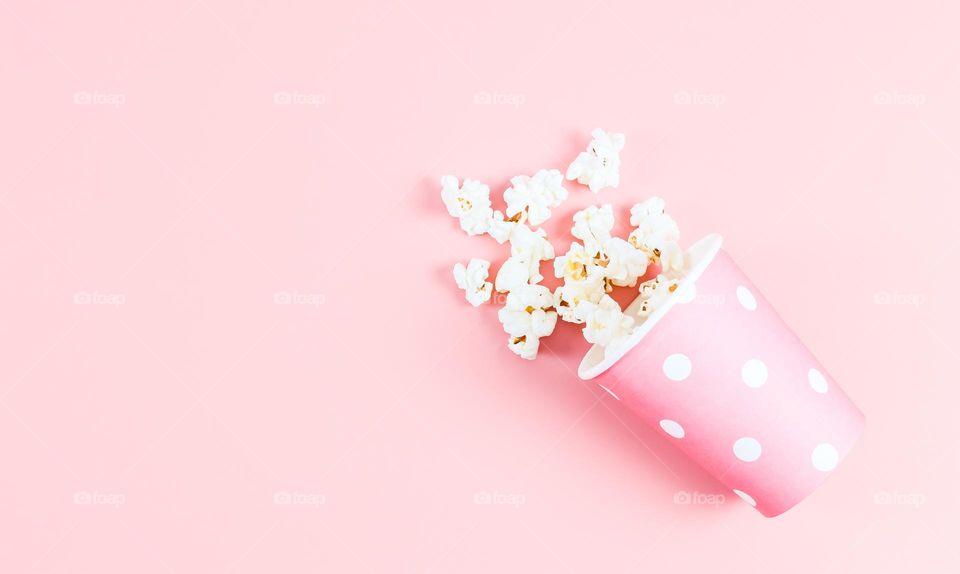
[1,0,958,572]
[594,247,866,517]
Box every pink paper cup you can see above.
[579,234,865,517]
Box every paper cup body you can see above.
[582,245,865,517]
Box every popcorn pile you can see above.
[444,129,688,361]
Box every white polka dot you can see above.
[732,489,756,507]
[741,359,768,388]
[808,368,829,394]
[733,437,762,462]
[736,285,757,311]
[677,282,697,304]
[811,443,839,472]
[662,354,692,381]
[598,384,620,400]
[659,419,685,439]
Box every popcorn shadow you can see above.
[538,312,587,357]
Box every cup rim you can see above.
[577,233,724,380]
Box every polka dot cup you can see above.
[579,234,865,517]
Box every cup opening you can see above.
[577,233,724,380]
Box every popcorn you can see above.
[495,255,534,293]
[497,284,558,360]
[602,237,649,287]
[654,240,686,276]
[503,169,569,226]
[566,128,625,193]
[453,259,493,307]
[554,242,592,281]
[628,230,685,277]
[637,274,680,317]
[487,210,525,244]
[510,225,555,267]
[627,197,685,277]
[553,277,606,323]
[553,242,608,323]
[571,204,615,257]
[441,175,493,236]
[507,336,540,360]
[576,294,635,351]
[629,197,669,227]
[495,224,556,293]
[629,198,679,241]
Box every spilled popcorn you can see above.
[504,169,569,226]
[495,224,556,292]
[566,128,625,193]
[497,284,558,360]
[441,176,493,236]
[603,237,650,288]
[453,258,493,307]
[636,274,680,318]
[628,197,684,275]
[441,128,690,361]
[553,242,606,323]
[487,210,524,244]
[571,204,615,257]
[577,295,635,349]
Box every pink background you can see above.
[1,0,957,572]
